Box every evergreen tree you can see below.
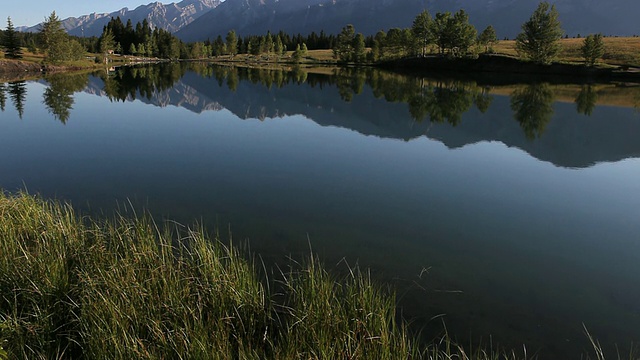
[99,28,115,64]
[39,12,67,63]
[431,12,452,55]
[274,35,283,56]
[334,24,356,62]
[129,43,137,55]
[411,10,433,56]
[292,43,303,63]
[264,32,274,54]
[226,30,237,56]
[515,1,563,64]
[581,33,605,66]
[478,25,498,53]
[352,34,366,63]
[373,30,387,60]
[137,43,145,56]
[4,17,23,59]
[449,10,476,57]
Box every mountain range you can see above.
[18,0,640,43]
[176,0,640,41]
[20,0,219,37]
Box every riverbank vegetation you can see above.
[0,192,418,359]
[0,192,633,359]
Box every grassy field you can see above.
[492,37,640,67]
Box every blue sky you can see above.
[1,1,156,27]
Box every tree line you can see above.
[332,1,605,66]
[0,2,610,66]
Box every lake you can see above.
[1,63,639,358]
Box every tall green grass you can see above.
[0,192,420,359]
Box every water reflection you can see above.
[2,64,640,358]
[575,84,598,116]
[8,81,27,119]
[101,63,186,102]
[510,83,555,140]
[0,83,6,111]
[3,64,640,167]
[42,73,89,124]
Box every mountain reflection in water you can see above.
[28,63,639,168]
[2,64,640,358]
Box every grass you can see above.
[0,192,419,359]
[0,192,636,359]
[491,37,640,67]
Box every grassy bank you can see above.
[0,192,421,359]
[0,192,630,359]
[0,50,166,80]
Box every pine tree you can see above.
[292,44,302,63]
[334,24,356,62]
[99,28,115,63]
[581,33,605,66]
[274,35,283,56]
[4,17,23,59]
[478,25,498,53]
[411,10,433,56]
[39,12,68,63]
[226,30,237,56]
[515,1,563,64]
[352,34,365,63]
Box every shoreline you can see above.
[378,54,640,84]
[4,54,640,85]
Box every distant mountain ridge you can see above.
[176,0,640,42]
[21,0,220,37]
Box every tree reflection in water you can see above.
[43,73,89,124]
[8,81,27,119]
[575,84,598,116]
[510,83,555,140]
[0,83,6,111]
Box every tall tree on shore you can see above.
[411,10,433,57]
[430,10,476,57]
[581,33,605,66]
[39,11,85,63]
[226,30,237,56]
[3,17,23,59]
[334,24,356,62]
[352,33,366,63]
[478,25,498,53]
[39,12,66,62]
[99,28,115,64]
[515,1,563,64]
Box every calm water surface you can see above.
[1,64,639,358]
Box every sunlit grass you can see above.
[0,192,418,359]
[492,37,640,66]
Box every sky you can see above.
[1,1,159,27]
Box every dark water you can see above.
[1,64,640,358]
